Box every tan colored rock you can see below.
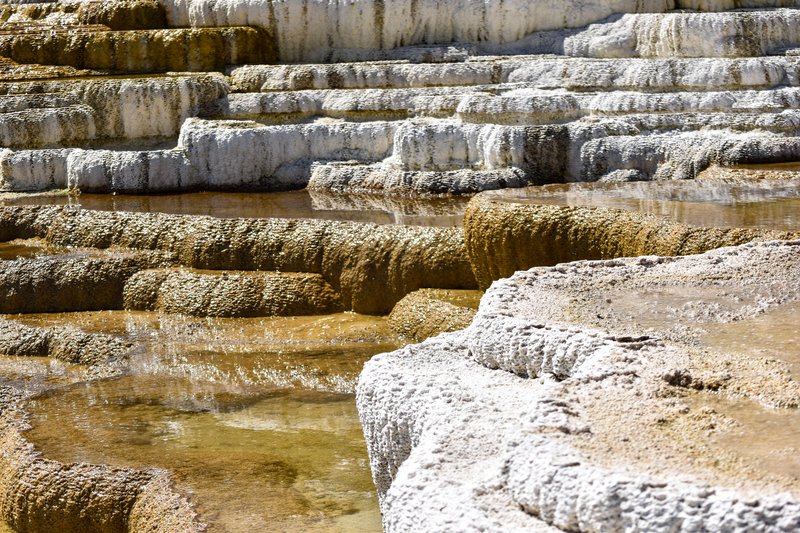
[0,421,152,533]
[388,289,481,341]
[0,253,170,314]
[0,206,475,314]
[77,0,167,30]
[0,319,130,366]
[127,475,203,533]
[464,194,799,289]
[0,27,273,73]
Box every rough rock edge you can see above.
[358,241,800,532]
[123,268,344,317]
[0,318,131,366]
[464,193,800,289]
[0,405,203,533]
[388,289,478,341]
[0,205,476,314]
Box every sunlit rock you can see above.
[358,240,800,531]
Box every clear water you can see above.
[484,179,800,231]
[15,311,405,532]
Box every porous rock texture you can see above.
[388,288,480,341]
[0,407,201,533]
[123,268,343,317]
[0,319,130,366]
[1,1,800,194]
[358,240,800,532]
[0,253,171,314]
[0,206,476,314]
[0,2,799,532]
[464,192,800,289]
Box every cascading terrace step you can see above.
[0,26,273,72]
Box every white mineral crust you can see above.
[357,241,800,532]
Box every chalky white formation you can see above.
[0,1,798,532]
[0,0,799,194]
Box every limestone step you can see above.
[0,105,95,149]
[507,56,800,91]
[559,9,800,59]
[175,118,397,189]
[228,61,509,92]
[0,318,130,366]
[307,161,531,196]
[230,55,800,94]
[0,0,167,31]
[0,75,225,148]
[0,253,165,314]
[215,86,497,122]
[3,109,798,193]
[457,87,800,124]
[160,0,800,62]
[0,93,79,113]
[0,26,272,73]
[123,268,343,317]
[580,129,800,181]
[0,206,477,314]
[215,83,800,131]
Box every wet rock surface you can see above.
[123,268,343,317]
[388,289,481,342]
[0,205,476,314]
[464,190,800,289]
[0,319,129,366]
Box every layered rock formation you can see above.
[0,1,799,194]
[0,205,475,314]
[464,191,800,288]
[0,1,798,532]
[358,240,800,531]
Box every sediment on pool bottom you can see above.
[1,310,404,532]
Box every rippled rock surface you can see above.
[0,1,799,195]
[358,240,800,531]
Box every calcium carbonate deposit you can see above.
[0,0,798,532]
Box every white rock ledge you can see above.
[357,240,800,532]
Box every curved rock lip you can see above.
[464,191,800,289]
[123,268,344,317]
[0,205,476,314]
[0,321,201,533]
[358,240,800,531]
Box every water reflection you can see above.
[0,190,467,228]
[484,179,800,231]
[0,239,54,261]
[15,311,403,532]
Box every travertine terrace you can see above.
[358,240,800,532]
[0,0,798,532]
